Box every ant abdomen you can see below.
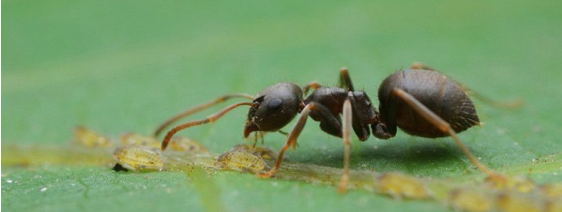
[378,69,480,138]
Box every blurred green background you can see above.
[3,0,562,212]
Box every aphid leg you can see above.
[302,81,322,95]
[338,67,355,91]
[338,99,353,193]
[460,85,524,109]
[391,89,502,178]
[257,103,316,178]
[154,93,254,136]
[410,62,436,71]
[161,102,253,151]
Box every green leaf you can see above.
[3,0,562,212]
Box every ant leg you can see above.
[161,102,253,151]
[391,89,500,177]
[249,132,267,147]
[252,131,259,148]
[460,85,524,109]
[302,81,322,95]
[154,94,254,137]
[338,67,355,91]
[410,62,436,70]
[338,99,353,193]
[257,103,316,178]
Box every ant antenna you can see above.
[161,102,253,150]
[154,94,254,137]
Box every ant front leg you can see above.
[154,93,254,137]
[338,99,353,193]
[257,103,317,178]
[391,89,502,178]
[251,131,266,148]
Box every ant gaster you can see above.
[156,63,506,193]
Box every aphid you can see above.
[449,188,493,212]
[167,136,208,153]
[121,133,206,153]
[496,192,544,212]
[215,147,267,173]
[121,133,160,148]
[540,183,562,199]
[113,145,164,171]
[231,144,277,160]
[484,175,536,193]
[74,126,113,148]
[155,63,516,192]
[374,172,431,199]
[545,199,562,212]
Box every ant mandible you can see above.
[156,63,507,193]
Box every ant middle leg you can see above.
[302,81,322,95]
[154,93,254,137]
[338,67,355,91]
[303,67,355,96]
[391,88,501,177]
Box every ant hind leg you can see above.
[460,85,524,109]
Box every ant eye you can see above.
[267,98,283,111]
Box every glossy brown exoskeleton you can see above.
[155,63,505,192]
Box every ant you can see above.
[156,63,516,193]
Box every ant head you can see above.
[244,83,303,137]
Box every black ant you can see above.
[156,63,516,192]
